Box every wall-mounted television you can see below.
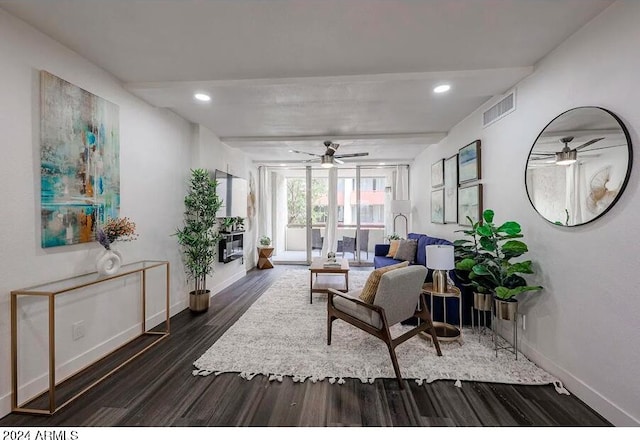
[214,169,247,218]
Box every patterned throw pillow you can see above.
[359,261,410,304]
[394,239,417,263]
[386,240,402,258]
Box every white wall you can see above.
[0,9,193,416]
[410,0,640,426]
[192,125,258,294]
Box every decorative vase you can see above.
[96,248,122,276]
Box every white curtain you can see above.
[322,166,339,256]
[258,166,272,246]
[390,165,410,237]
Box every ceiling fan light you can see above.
[320,156,334,168]
[556,150,577,165]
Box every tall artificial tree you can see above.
[176,169,223,297]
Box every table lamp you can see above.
[426,244,454,293]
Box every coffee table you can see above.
[309,258,349,304]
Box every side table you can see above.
[257,246,274,269]
[421,282,463,345]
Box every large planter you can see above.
[494,297,518,321]
[473,291,493,311]
[189,289,211,313]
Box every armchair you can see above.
[327,265,442,389]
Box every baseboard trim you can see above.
[209,271,247,297]
[0,302,185,419]
[518,338,638,426]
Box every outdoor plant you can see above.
[386,233,401,242]
[259,235,271,246]
[455,209,542,300]
[175,169,223,296]
[96,217,138,250]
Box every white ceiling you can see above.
[0,0,614,166]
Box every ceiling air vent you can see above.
[483,89,516,128]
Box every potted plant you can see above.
[220,217,235,234]
[455,209,543,320]
[259,235,271,247]
[175,169,223,313]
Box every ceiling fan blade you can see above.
[576,143,624,152]
[333,158,345,165]
[334,152,369,158]
[324,142,339,156]
[301,158,318,163]
[574,137,604,151]
[530,152,555,156]
[289,149,321,157]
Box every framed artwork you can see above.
[431,159,444,187]
[458,184,483,226]
[444,154,458,223]
[40,71,120,248]
[458,140,481,184]
[431,188,445,224]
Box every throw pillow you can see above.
[394,239,417,263]
[386,240,402,258]
[359,261,410,304]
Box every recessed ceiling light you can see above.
[280,163,286,166]
[433,84,451,94]
[379,162,386,165]
[194,93,211,102]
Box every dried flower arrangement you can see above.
[96,217,138,250]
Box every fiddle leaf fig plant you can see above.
[455,209,542,301]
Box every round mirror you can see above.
[525,106,632,226]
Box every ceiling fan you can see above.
[530,136,605,165]
[289,141,369,167]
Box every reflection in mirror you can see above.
[525,107,632,226]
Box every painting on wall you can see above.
[431,188,445,224]
[458,184,483,226]
[40,71,120,248]
[458,140,481,184]
[444,154,458,223]
[431,159,444,187]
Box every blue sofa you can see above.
[374,232,472,326]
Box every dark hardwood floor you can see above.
[1,265,611,427]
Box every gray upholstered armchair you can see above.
[327,265,442,389]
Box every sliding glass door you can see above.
[264,164,404,266]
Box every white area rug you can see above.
[193,269,567,391]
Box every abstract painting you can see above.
[458,184,483,226]
[431,159,444,187]
[458,140,481,184]
[40,71,120,248]
[444,154,458,223]
[431,188,444,224]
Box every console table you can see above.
[10,260,170,415]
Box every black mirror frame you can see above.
[525,106,633,227]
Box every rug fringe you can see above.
[454,379,462,388]
[553,380,571,395]
[192,368,214,376]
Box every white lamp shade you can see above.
[390,199,411,214]
[426,245,454,270]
